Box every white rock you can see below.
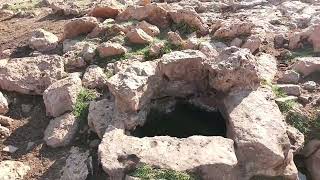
[2,145,18,153]
[61,147,90,180]
[303,81,317,91]
[0,161,30,180]
[43,113,79,148]
[0,55,65,95]
[29,29,58,52]
[43,76,82,117]
[0,91,8,114]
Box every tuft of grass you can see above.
[277,100,297,113]
[144,41,182,61]
[272,85,287,98]
[73,88,98,122]
[171,21,197,36]
[104,69,114,79]
[287,111,311,135]
[130,164,198,180]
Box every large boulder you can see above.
[223,88,292,178]
[63,17,99,39]
[97,42,127,57]
[99,127,238,180]
[43,113,79,148]
[207,47,261,92]
[0,161,30,180]
[107,61,160,112]
[0,91,8,114]
[82,65,108,89]
[0,55,65,95]
[292,57,320,77]
[61,147,90,180]
[43,76,82,117]
[29,29,59,52]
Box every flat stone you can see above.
[292,57,320,77]
[278,70,300,84]
[277,84,301,96]
[99,127,238,179]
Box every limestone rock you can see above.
[167,31,184,46]
[277,84,301,96]
[292,57,320,77]
[303,81,317,91]
[278,70,300,84]
[126,28,153,44]
[99,127,238,179]
[0,161,30,180]
[63,17,99,39]
[213,20,254,39]
[88,99,115,138]
[0,91,8,114]
[61,147,90,180]
[256,53,277,82]
[136,21,160,37]
[44,113,79,148]
[207,47,261,92]
[169,8,209,35]
[159,50,207,82]
[82,65,107,89]
[107,61,160,112]
[116,4,170,28]
[88,1,123,18]
[0,55,65,95]
[29,29,58,52]
[43,76,82,117]
[223,88,291,178]
[97,42,127,57]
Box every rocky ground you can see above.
[0,0,320,180]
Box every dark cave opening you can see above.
[131,101,227,138]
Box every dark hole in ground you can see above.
[132,101,227,138]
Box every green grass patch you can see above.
[272,85,287,98]
[130,164,198,180]
[73,88,98,122]
[277,100,297,113]
[287,111,311,135]
[291,47,315,58]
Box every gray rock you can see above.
[2,145,18,153]
[303,81,317,91]
[61,147,90,180]
[29,29,58,52]
[277,84,301,96]
[278,70,300,84]
[43,113,79,148]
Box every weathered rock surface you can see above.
[278,70,300,84]
[43,76,82,117]
[29,29,59,52]
[0,91,8,114]
[88,1,123,18]
[136,21,160,37]
[207,47,261,92]
[88,99,115,138]
[0,161,30,180]
[277,84,301,96]
[306,148,320,180]
[126,28,153,44]
[292,57,320,77]
[213,20,254,39]
[107,61,160,112]
[61,147,90,180]
[224,88,292,178]
[63,17,99,39]
[44,113,79,148]
[82,65,107,89]
[0,55,65,95]
[97,42,127,57]
[99,127,238,179]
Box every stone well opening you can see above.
[131,100,227,138]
